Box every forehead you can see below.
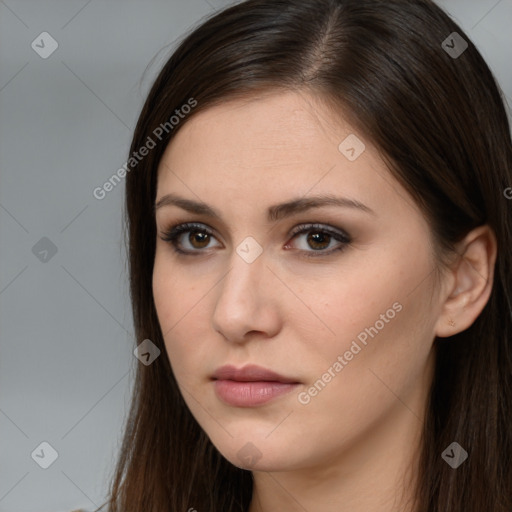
[169,91,345,150]
[154,91,430,244]
[156,90,376,184]
[154,90,428,227]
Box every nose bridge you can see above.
[220,242,266,305]
[212,239,274,340]
[220,230,266,290]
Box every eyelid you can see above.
[159,221,351,257]
[288,222,350,242]
[285,222,351,258]
[160,222,220,254]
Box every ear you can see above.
[435,225,497,338]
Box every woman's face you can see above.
[153,90,443,472]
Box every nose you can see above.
[211,247,281,343]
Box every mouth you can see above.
[211,364,301,407]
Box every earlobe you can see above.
[435,225,497,338]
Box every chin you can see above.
[208,432,301,472]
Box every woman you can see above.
[94,0,512,510]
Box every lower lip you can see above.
[213,380,299,407]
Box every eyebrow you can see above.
[154,193,376,221]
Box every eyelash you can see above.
[159,222,351,259]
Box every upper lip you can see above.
[212,364,299,383]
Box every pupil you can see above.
[190,230,209,248]
[187,230,331,250]
[308,232,330,250]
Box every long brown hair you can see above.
[97,0,512,510]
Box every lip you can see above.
[211,364,300,407]
[212,364,298,383]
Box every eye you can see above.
[285,223,351,258]
[159,222,351,258]
[159,222,220,255]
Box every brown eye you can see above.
[161,222,351,258]
[286,223,351,258]
[159,223,220,255]
[188,229,211,249]
[306,231,332,251]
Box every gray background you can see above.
[1,1,511,511]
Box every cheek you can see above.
[152,249,203,330]
[153,256,187,362]
[299,247,436,418]
[306,243,430,360]
[152,255,176,332]
[152,253,210,384]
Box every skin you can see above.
[152,90,496,511]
